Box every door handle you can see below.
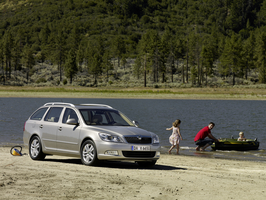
[39,125,43,129]
[58,127,62,131]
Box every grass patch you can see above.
[1,86,266,100]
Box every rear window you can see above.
[30,107,48,121]
[44,107,63,123]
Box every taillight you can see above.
[23,121,26,131]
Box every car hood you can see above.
[86,126,155,137]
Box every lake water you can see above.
[1,97,266,162]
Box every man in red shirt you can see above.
[194,122,219,151]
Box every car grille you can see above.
[124,136,152,144]
[122,151,156,158]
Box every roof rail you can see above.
[80,104,113,108]
[44,102,75,107]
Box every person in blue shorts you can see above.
[194,122,219,151]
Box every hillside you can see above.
[1,0,266,88]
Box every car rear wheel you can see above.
[136,160,157,167]
[80,140,99,166]
[29,136,46,160]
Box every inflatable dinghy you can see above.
[211,138,259,151]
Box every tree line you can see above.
[1,0,266,86]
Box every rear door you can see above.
[41,107,63,150]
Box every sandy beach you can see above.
[1,147,265,200]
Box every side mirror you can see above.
[66,118,79,126]
[133,120,139,127]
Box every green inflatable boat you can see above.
[211,138,259,151]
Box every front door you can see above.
[56,108,80,154]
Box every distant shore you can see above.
[1,86,266,100]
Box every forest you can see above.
[1,0,266,87]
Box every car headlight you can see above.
[153,135,160,144]
[99,133,123,143]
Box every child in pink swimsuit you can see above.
[166,119,183,154]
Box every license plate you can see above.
[131,146,150,151]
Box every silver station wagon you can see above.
[23,103,160,167]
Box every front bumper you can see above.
[96,141,161,161]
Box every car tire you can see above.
[29,136,46,160]
[136,160,157,167]
[80,140,99,166]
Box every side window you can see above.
[44,107,63,123]
[30,108,48,121]
[62,108,79,124]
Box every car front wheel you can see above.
[80,140,99,166]
[29,136,46,160]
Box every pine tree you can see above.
[3,31,13,79]
[53,29,67,82]
[112,36,126,71]
[255,32,266,83]
[220,33,242,85]
[242,32,255,80]
[138,30,160,87]
[64,48,78,84]
[201,42,215,86]
[21,44,35,84]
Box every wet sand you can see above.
[1,147,265,200]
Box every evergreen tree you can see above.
[161,28,172,83]
[149,31,160,83]
[102,51,113,82]
[0,39,4,83]
[39,24,51,46]
[53,29,67,82]
[133,56,142,80]
[201,41,215,86]
[188,31,201,85]
[87,38,105,85]
[112,36,126,70]
[76,43,85,71]
[242,32,255,80]
[68,25,82,51]
[173,36,185,83]
[64,48,78,84]
[3,31,13,79]
[255,32,266,83]
[138,30,160,87]
[220,33,242,85]
[21,44,35,84]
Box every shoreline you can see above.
[3,143,266,163]
[1,86,266,100]
[1,146,265,199]
[1,92,266,100]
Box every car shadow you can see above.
[43,158,186,171]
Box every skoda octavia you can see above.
[23,102,160,167]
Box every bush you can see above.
[36,77,46,83]
[63,79,68,85]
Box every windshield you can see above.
[79,109,134,126]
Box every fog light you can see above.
[105,151,118,155]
